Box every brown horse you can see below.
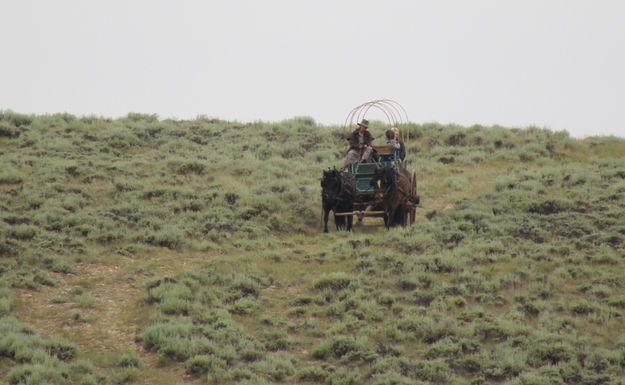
[371,165,418,229]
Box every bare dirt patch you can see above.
[15,252,205,384]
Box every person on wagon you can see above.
[342,119,374,169]
[390,127,406,163]
[386,129,400,159]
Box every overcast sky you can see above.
[1,0,624,138]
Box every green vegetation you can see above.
[1,110,625,384]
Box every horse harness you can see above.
[377,168,413,203]
[323,172,352,204]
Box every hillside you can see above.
[1,111,625,385]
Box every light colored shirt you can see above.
[387,139,400,149]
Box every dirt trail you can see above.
[16,254,202,384]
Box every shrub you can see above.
[70,310,89,323]
[159,298,192,315]
[263,330,293,352]
[186,354,214,376]
[227,274,262,299]
[569,300,597,315]
[166,157,207,175]
[0,234,19,257]
[7,364,71,385]
[255,352,296,381]
[143,226,185,249]
[0,122,19,137]
[69,358,95,376]
[371,371,413,385]
[8,224,38,240]
[608,296,625,309]
[311,336,371,361]
[526,336,574,367]
[0,297,13,315]
[111,367,140,384]
[116,352,142,368]
[240,347,264,362]
[142,322,193,355]
[323,367,362,385]
[297,366,330,382]
[44,339,77,361]
[313,272,354,291]
[74,293,97,309]
[507,370,558,385]
[42,255,75,274]
[0,287,14,315]
[228,297,258,315]
[444,176,469,191]
[412,359,452,383]
[148,281,191,302]
[159,337,194,361]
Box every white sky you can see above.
[1,0,624,138]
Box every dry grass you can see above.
[4,113,625,384]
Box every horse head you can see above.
[321,168,342,201]
[371,166,396,201]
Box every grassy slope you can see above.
[1,111,625,384]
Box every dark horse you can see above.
[371,165,419,229]
[321,168,356,232]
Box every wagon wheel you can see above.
[410,172,417,224]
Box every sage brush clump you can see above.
[141,261,301,383]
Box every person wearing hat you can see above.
[342,119,375,169]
